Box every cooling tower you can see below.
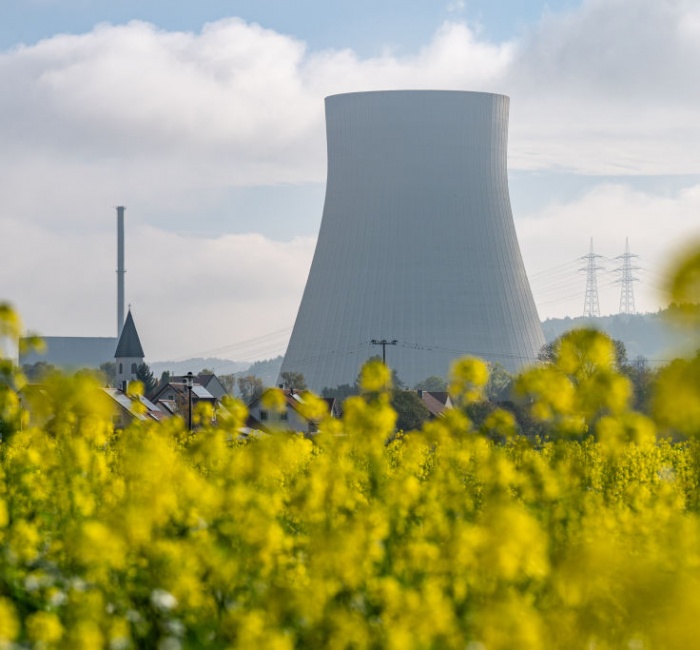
[280,90,545,392]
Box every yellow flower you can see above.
[0,302,22,341]
[597,412,657,451]
[0,499,8,528]
[483,408,517,438]
[262,388,287,413]
[653,355,700,437]
[359,358,392,393]
[0,598,19,643]
[74,521,127,571]
[294,391,329,421]
[65,621,104,650]
[449,357,489,404]
[8,520,42,564]
[26,611,64,644]
[665,242,700,328]
[557,328,617,377]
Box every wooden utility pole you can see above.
[370,339,398,364]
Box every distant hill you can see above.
[232,356,284,387]
[148,312,698,383]
[148,355,284,388]
[149,358,249,377]
[541,309,698,365]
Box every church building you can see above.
[114,310,145,390]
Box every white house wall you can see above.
[115,356,143,387]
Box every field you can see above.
[0,245,699,649]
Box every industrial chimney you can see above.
[116,206,125,337]
[279,90,544,392]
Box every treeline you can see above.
[542,306,698,363]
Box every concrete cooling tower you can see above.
[280,90,545,392]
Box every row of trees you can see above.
[19,362,296,407]
[311,336,667,437]
[15,333,673,434]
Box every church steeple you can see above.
[114,310,144,389]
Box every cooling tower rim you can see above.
[325,89,509,102]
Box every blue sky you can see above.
[3,1,578,52]
[1,0,699,362]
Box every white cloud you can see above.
[0,2,698,234]
[126,227,316,360]
[2,217,315,360]
[2,2,700,359]
[506,0,700,173]
[303,21,511,95]
[0,17,511,229]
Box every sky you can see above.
[1,0,699,364]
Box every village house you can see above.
[246,388,340,436]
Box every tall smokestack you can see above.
[116,206,125,337]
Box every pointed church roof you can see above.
[115,311,145,359]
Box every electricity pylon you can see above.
[580,238,604,318]
[614,237,640,314]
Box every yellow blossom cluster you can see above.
[0,245,698,648]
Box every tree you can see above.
[537,340,557,364]
[391,390,431,432]
[99,361,116,386]
[321,383,359,404]
[218,374,236,395]
[237,375,264,405]
[136,363,158,396]
[613,339,628,368]
[391,371,405,390]
[22,362,57,382]
[621,355,656,413]
[485,363,513,402]
[280,371,307,391]
[413,375,447,391]
[465,399,498,430]
[538,333,628,369]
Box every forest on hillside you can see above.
[542,308,698,364]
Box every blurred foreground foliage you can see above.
[1,244,700,649]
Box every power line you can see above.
[171,327,292,362]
